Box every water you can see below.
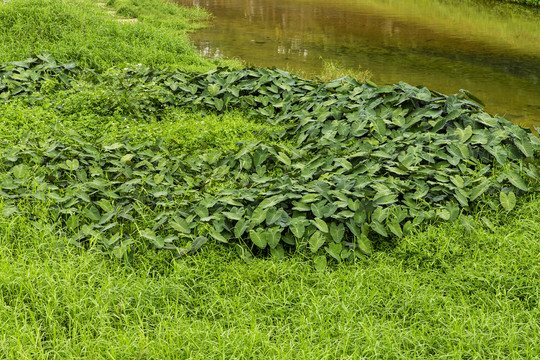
[175,0,540,127]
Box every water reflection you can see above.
[175,0,540,126]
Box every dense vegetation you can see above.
[1,0,539,358]
[501,0,540,7]
[2,55,540,264]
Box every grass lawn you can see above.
[0,0,539,359]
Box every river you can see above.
[175,0,540,127]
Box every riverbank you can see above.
[1,0,539,359]
[502,0,540,7]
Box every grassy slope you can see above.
[1,196,539,359]
[0,0,539,359]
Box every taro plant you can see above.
[1,57,540,264]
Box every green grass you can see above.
[0,0,220,72]
[1,0,540,358]
[1,196,539,359]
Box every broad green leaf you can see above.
[500,191,516,211]
[313,255,327,271]
[235,244,253,264]
[309,231,326,253]
[250,207,267,227]
[386,219,403,238]
[357,234,372,256]
[290,219,306,238]
[120,154,135,163]
[310,218,329,233]
[209,229,229,243]
[265,207,281,225]
[234,218,249,238]
[276,152,291,166]
[470,179,491,201]
[84,206,101,222]
[170,218,191,234]
[325,242,342,262]
[154,174,164,185]
[371,220,388,237]
[207,84,220,96]
[190,236,209,253]
[270,244,285,260]
[266,227,282,249]
[250,229,267,249]
[194,205,209,219]
[507,171,528,191]
[329,222,345,243]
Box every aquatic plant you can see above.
[2,58,540,263]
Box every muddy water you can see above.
[175,0,540,127]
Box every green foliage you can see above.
[499,0,540,7]
[2,57,540,262]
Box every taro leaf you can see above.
[309,230,326,253]
[265,207,281,225]
[311,218,329,233]
[357,234,372,256]
[154,174,164,185]
[329,222,345,243]
[276,152,291,166]
[190,236,209,253]
[1,205,18,217]
[270,244,285,260]
[470,179,491,201]
[386,218,403,238]
[456,126,473,143]
[234,218,249,238]
[275,210,292,227]
[266,227,282,249]
[450,175,464,188]
[506,171,528,192]
[325,242,342,262]
[84,206,101,222]
[459,89,485,107]
[250,229,267,249]
[209,229,229,243]
[313,255,327,271]
[194,205,209,219]
[500,191,516,211]
[371,220,388,237]
[76,191,91,203]
[170,217,191,234]
[223,207,245,221]
[250,206,267,227]
[235,244,253,264]
[207,84,221,96]
[120,154,135,163]
[11,164,26,179]
[141,229,164,248]
[259,195,285,209]
[515,139,534,158]
[300,193,320,203]
[436,209,451,221]
[66,159,79,171]
[289,218,306,238]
